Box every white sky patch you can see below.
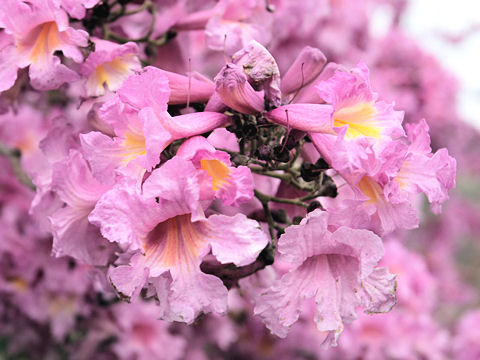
[402,0,480,130]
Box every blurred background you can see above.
[1,0,480,359]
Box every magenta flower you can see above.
[89,157,268,322]
[253,210,396,344]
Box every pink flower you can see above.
[265,103,334,132]
[325,120,456,235]
[327,171,419,236]
[89,157,268,322]
[49,150,115,266]
[60,0,99,19]
[177,136,254,206]
[204,0,273,55]
[380,239,437,313]
[159,69,215,105]
[232,40,282,108]
[0,0,88,91]
[252,209,396,344]
[453,310,480,360]
[385,119,456,214]
[80,38,141,97]
[310,63,405,170]
[112,301,186,360]
[80,67,229,184]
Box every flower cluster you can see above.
[1,1,477,359]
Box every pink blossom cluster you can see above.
[0,0,478,359]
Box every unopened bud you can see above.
[292,216,303,225]
[214,63,265,114]
[281,46,327,95]
[307,201,323,213]
[257,145,273,160]
[322,175,338,198]
[271,209,288,224]
[300,162,318,182]
[273,145,290,163]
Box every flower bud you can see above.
[214,63,265,114]
[281,46,327,95]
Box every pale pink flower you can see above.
[380,239,438,313]
[60,0,99,19]
[453,310,480,360]
[80,38,141,97]
[159,69,215,105]
[280,46,327,96]
[204,0,273,55]
[311,63,405,171]
[89,157,268,322]
[49,150,114,266]
[112,301,186,360]
[252,209,396,344]
[384,119,456,214]
[232,40,282,108]
[80,67,229,184]
[214,63,265,114]
[0,0,88,91]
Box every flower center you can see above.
[120,130,147,163]
[18,22,61,63]
[89,55,136,94]
[144,215,203,272]
[200,159,231,191]
[358,176,383,204]
[333,102,380,139]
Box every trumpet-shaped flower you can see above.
[0,0,88,91]
[80,38,141,97]
[253,210,396,344]
[81,67,230,184]
[89,157,268,322]
[316,63,404,141]
[326,120,456,235]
